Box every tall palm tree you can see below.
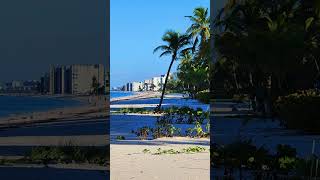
[153,30,191,110]
[186,7,210,51]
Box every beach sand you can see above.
[110,94,210,180]
[111,137,209,180]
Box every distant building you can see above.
[48,64,105,95]
[152,75,166,91]
[0,80,39,93]
[132,82,143,92]
[40,73,50,94]
[143,79,153,91]
[122,74,172,92]
[126,83,132,91]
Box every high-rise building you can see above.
[40,73,50,94]
[48,64,106,95]
[132,82,143,92]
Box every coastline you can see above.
[110,91,161,103]
[0,95,109,128]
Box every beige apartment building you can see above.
[48,64,106,95]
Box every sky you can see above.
[0,0,107,82]
[111,0,210,88]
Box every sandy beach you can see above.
[0,95,109,128]
[110,94,210,180]
[110,91,161,102]
[111,138,209,180]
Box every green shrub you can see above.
[28,146,108,166]
[159,106,209,124]
[116,136,125,140]
[195,91,211,104]
[132,126,150,140]
[275,89,320,132]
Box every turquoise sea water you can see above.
[0,96,81,117]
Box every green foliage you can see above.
[142,149,151,154]
[213,0,320,116]
[195,91,211,104]
[143,146,207,155]
[132,126,150,140]
[28,146,108,166]
[186,121,209,138]
[116,136,125,140]
[151,123,181,139]
[133,106,209,139]
[211,141,320,177]
[159,106,209,124]
[118,108,152,114]
[275,89,320,132]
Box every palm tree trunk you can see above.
[314,56,320,74]
[232,62,239,91]
[157,55,176,111]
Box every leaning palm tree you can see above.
[153,30,191,111]
[185,7,210,51]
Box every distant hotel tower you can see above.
[46,64,106,95]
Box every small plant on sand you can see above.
[186,122,206,138]
[142,149,151,154]
[151,122,181,138]
[143,146,207,155]
[133,126,151,140]
[182,146,207,153]
[153,148,180,155]
[116,136,125,140]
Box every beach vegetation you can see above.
[212,0,320,120]
[159,106,209,124]
[116,135,125,140]
[23,145,109,166]
[118,108,152,114]
[275,89,320,132]
[132,126,151,140]
[142,149,151,154]
[186,121,209,138]
[151,123,182,139]
[143,146,207,155]
[211,140,320,179]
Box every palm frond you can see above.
[153,45,170,54]
[159,51,172,58]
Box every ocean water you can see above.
[0,96,81,117]
[110,91,134,99]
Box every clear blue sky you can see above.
[111,0,210,87]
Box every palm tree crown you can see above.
[186,7,210,47]
[153,30,191,59]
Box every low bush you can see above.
[186,122,210,138]
[275,89,320,132]
[132,126,150,140]
[28,146,109,166]
[195,91,211,104]
[159,106,209,124]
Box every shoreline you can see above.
[110,91,161,103]
[0,95,109,128]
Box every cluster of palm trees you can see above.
[154,7,210,110]
[213,0,320,115]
